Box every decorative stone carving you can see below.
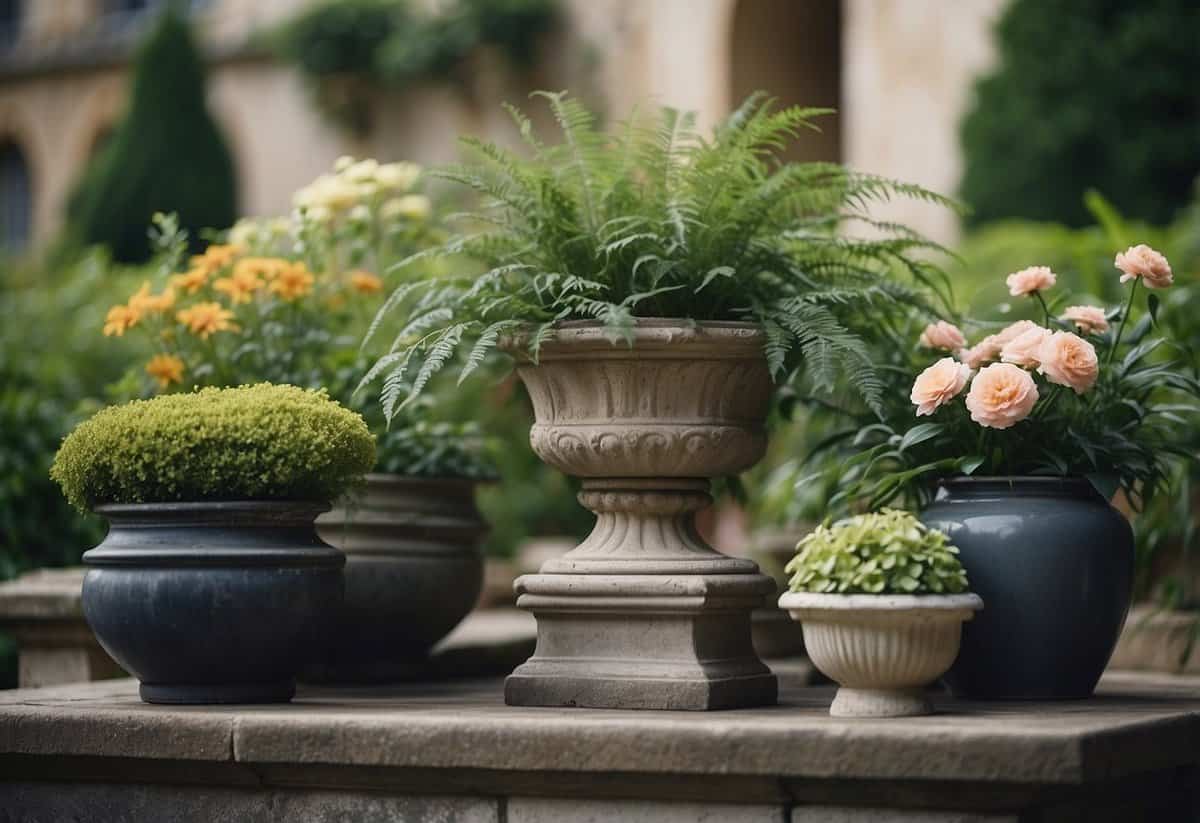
[503,320,778,710]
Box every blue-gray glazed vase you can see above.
[920,477,1133,700]
[82,501,345,705]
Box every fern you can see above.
[363,91,955,421]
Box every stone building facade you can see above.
[0,0,1006,252]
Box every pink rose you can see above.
[1000,326,1050,368]
[919,321,967,352]
[965,363,1039,429]
[959,338,998,369]
[1037,331,1098,394]
[994,320,1039,347]
[911,357,972,417]
[1114,244,1173,289]
[1060,305,1109,334]
[1006,266,1057,296]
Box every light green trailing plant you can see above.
[361,91,958,421]
[785,509,969,595]
[51,384,375,511]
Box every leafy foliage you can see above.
[69,8,236,262]
[364,92,956,419]
[0,251,151,574]
[815,214,1200,513]
[51,384,376,511]
[785,509,969,595]
[960,0,1200,227]
[272,0,557,133]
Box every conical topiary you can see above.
[69,7,237,262]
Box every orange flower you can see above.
[128,281,176,314]
[145,354,185,388]
[189,243,243,275]
[270,262,315,301]
[349,270,383,294]
[213,266,264,305]
[171,268,209,294]
[103,304,140,337]
[177,302,238,339]
[235,257,289,281]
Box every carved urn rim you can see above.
[501,318,766,361]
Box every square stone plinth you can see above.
[1,666,1198,821]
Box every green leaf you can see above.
[958,455,986,475]
[1147,293,1160,326]
[899,423,944,453]
[1086,472,1120,502]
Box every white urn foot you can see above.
[830,687,932,718]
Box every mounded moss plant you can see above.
[51,384,375,511]
[785,509,968,595]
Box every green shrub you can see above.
[960,0,1200,227]
[785,509,968,595]
[51,384,375,511]
[69,8,236,262]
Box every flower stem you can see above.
[1107,278,1140,366]
[1034,290,1052,326]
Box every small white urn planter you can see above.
[778,592,983,717]
[503,319,778,710]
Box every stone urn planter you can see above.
[503,319,778,710]
[82,501,344,704]
[920,477,1134,699]
[309,474,488,682]
[778,592,983,717]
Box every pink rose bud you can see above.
[918,321,968,352]
[1006,266,1057,297]
[965,363,1039,429]
[1114,244,1173,289]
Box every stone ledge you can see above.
[2,667,1199,789]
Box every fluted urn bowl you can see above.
[779,592,984,717]
[515,319,773,480]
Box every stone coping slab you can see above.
[2,666,1199,790]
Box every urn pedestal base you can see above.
[505,481,778,710]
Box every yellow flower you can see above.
[177,302,238,339]
[381,194,431,221]
[128,281,176,314]
[171,268,209,295]
[145,354,185,389]
[270,262,315,301]
[349,270,383,294]
[103,304,140,337]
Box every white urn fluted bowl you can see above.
[778,592,984,717]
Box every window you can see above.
[0,140,32,252]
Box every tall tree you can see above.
[70,7,236,261]
[960,0,1200,228]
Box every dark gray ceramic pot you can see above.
[920,477,1134,699]
[82,501,344,704]
[307,474,487,682]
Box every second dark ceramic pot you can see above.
[309,474,487,682]
[920,477,1134,699]
[83,501,344,704]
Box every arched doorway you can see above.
[0,139,32,252]
[729,0,841,163]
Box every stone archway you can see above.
[0,137,33,251]
[728,0,842,163]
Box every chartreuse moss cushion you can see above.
[51,383,376,511]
